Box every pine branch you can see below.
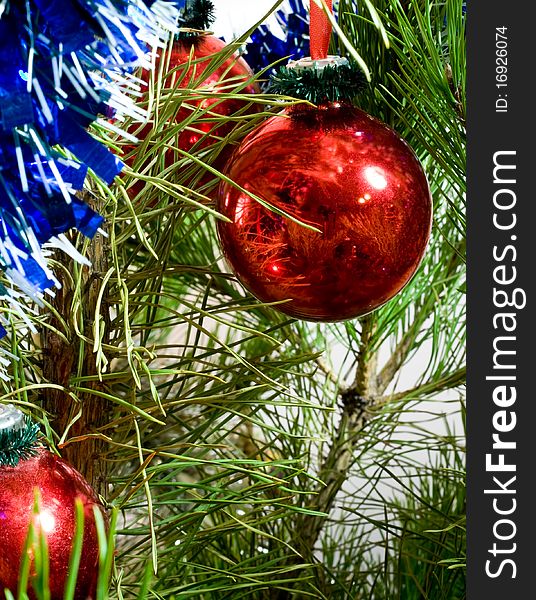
[0,417,40,467]
[299,316,376,543]
[269,62,367,104]
[314,356,341,386]
[180,0,215,33]
[273,315,378,598]
[375,236,466,395]
[374,367,466,406]
[1,2,466,596]
[375,328,415,394]
[41,190,112,498]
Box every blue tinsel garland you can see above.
[0,0,183,354]
[243,0,309,79]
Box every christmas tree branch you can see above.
[375,236,466,396]
[375,327,416,394]
[0,1,466,596]
[299,316,375,542]
[273,315,378,598]
[373,366,466,407]
[41,190,112,498]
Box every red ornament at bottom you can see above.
[217,103,433,321]
[0,449,103,599]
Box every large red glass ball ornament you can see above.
[217,103,433,321]
[0,449,104,599]
[126,35,260,193]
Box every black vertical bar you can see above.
[467,2,533,597]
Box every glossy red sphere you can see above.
[0,449,103,599]
[166,36,260,163]
[217,103,432,321]
[126,36,260,193]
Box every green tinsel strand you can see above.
[269,62,367,105]
[178,0,215,38]
[0,417,40,468]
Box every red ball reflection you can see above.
[0,449,104,599]
[217,103,432,321]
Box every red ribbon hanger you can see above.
[309,0,334,60]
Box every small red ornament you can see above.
[167,35,260,163]
[126,35,260,192]
[0,448,103,599]
[216,102,432,321]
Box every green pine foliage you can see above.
[269,62,367,104]
[180,0,216,32]
[0,1,465,598]
[0,418,39,467]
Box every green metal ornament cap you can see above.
[0,404,40,468]
[269,55,367,105]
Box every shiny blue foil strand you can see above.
[243,0,309,80]
[0,0,184,349]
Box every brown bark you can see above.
[41,191,111,498]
